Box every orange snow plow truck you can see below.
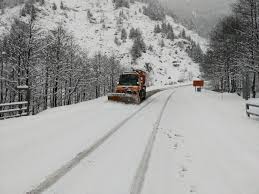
[108,70,147,104]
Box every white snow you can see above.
[16,85,29,89]
[0,101,28,107]
[1,1,258,194]
[1,86,259,194]
[43,90,174,194]
[0,0,206,86]
[142,87,259,194]
[0,96,141,193]
[247,98,259,106]
[246,98,259,116]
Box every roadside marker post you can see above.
[193,80,204,92]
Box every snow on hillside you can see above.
[0,0,208,86]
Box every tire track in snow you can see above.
[27,90,165,194]
[130,90,175,194]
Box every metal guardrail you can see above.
[246,103,259,117]
[0,101,29,120]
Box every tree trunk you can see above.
[0,57,3,104]
[243,72,250,100]
[44,66,49,110]
[53,79,58,107]
[252,72,256,98]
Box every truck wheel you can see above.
[136,95,141,104]
[140,90,146,101]
[143,90,146,100]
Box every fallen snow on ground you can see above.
[0,96,142,194]
[146,82,192,92]
[247,98,259,106]
[247,98,259,116]
[1,87,258,194]
[142,87,259,194]
[42,90,174,194]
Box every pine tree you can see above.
[167,30,175,41]
[131,37,146,61]
[143,0,165,21]
[161,22,167,34]
[148,45,153,52]
[39,0,45,6]
[114,36,121,46]
[154,24,161,33]
[121,28,127,42]
[129,28,141,39]
[181,29,186,39]
[113,0,129,9]
[20,1,37,20]
[52,3,57,10]
[129,28,135,39]
[0,0,4,14]
[60,1,64,9]
[87,10,93,19]
[159,39,165,47]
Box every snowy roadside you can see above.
[1,86,259,194]
[0,84,175,194]
[42,90,175,194]
[247,98,259,105]
[142,87,259,194]
[146,82,192,92]
[247,98,259,116]
[0,95,147,194]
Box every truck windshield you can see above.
[119,74,139,86]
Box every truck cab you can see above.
[108,70,147,104]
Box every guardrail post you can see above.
[246,104,250,117]
[19,103,22,116]
[26,88,30,116]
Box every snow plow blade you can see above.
[108,93,140,104]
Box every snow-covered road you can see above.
[42,90,175,194]
[1,86,259,194]
[142,87,259,194]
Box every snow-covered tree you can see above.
[60,1,64,10]
[113,0,129,9]
[121,28,127,42]
[52,2,57,10]
[143,0,165,21]
[159,39,165,47]
[131,37,146,61]
[114,36,121,46]
[202,0,259,98]
[154,24,161,34]
[129,28,141,39]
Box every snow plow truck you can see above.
[108,70,147,104]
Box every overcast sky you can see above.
[160,0,236,37]
[161,0,235,18]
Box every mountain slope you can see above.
[0,0,207,86]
